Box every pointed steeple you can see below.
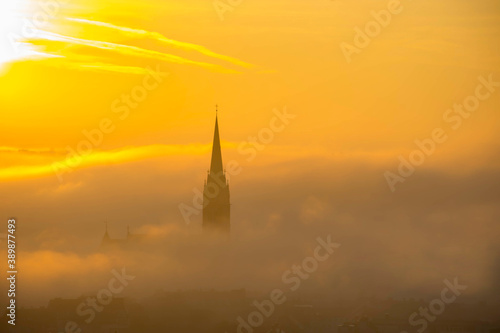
[210,107,223,175]
[102,222,110,243]
[203,105,231,237]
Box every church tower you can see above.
[203,108,230,236]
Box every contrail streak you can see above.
[36,31,239,73]
[46,58,157,75]
[66,17,253,69]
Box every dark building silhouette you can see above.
[100,224,145,251]
[202,110,230,236]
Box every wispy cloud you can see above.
[39,56,157,75]
[0,143,216,181]
[0,147,65,155]
[66,17,253,69]
[0,141,334,182]
[28,31,239,73]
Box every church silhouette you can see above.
[202,108,231,236]
[100,108,231,248]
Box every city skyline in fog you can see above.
[0,0,499,317]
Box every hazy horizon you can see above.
[1,0,499,322]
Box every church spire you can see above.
[209,106,223,176]
[101,221,110,247]
[203,105,230,236]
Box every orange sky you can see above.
[0,0,500,305]
[0,0,499,179]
